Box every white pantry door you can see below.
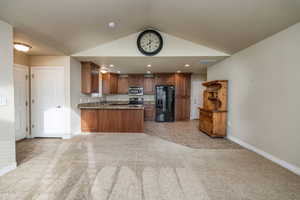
[31,67,67,137]
[190,79,205,120]
[14,65,29,140]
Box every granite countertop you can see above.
[78,102,144,110]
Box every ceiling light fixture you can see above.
[184,64,190,67]
[177,70,181,73]
[14,43,32,52]
[100,69,108,74]
[117,70,121,74]
[108,22,116,28]
[147,64,152,67]
[109,64,114,67]
[147,70,151,74]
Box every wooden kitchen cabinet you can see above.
[155,73,175,85]
[81,109,98,132]
[102,73,118,94]
[143,75,155,94]
[128,74,144,87]
[175,73,191,97]
[117,75,129,94]
[144,103,155,121]
[81,62,101,94]
[175,73,191,121]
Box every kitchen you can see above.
[79,61,192,133]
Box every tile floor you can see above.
[0,121,299,200]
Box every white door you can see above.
[14,65,29,141]
[31,67,67,137]
[190,77,205,120]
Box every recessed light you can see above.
[184,64,190,67]
[147,64,152,67]
[100,69,108,74]
[109,64,114,67]
[14,43,32,52]
[108,22,116,28]
[147,70,151,74]
[117,70,121,74]
[177,70,181,73]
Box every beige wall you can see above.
[29,56,69,67]
[70,57,81,135]
[13,50,29,66]
[0,21,16,174]
[207,22,300,169]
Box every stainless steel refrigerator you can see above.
[155,85,175,122]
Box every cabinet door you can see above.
[175,97,190,121]
[117,76,129,94]
[155,74,175,86]
[81,110,98,132]
[102,73,110,94]
[110,73,118,94]
[128,75,144,87]
[102,73,118,94]
[81,62,92,94]
[175,73,191,97]
[144,104,155,121]
[143,77,155,94]
[81,62,100,94]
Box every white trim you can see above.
[14,63,29,69]
[227,135,300,176]
[0,162,17,176]
[62,135,72,139]
[13,64,30,140]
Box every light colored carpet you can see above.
[0,121,299,200]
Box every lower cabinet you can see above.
[81,109,144,132]
[199,109,227,137]
[144,104,155,121]
[175,97,190,121]
[81,109,98,132]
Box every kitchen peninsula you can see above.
[79,103,144,133]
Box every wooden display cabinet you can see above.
[199,80,228,137]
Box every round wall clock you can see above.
[137,30,163,56]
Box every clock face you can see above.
[137,30,163,56]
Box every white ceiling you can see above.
[1,0,300,55]
[76,56,226,74]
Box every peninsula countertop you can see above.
[78,102,144,110]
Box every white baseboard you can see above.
[0,162,17,176]
[227,135,300,176]
[62,135,72,139]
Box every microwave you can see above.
[128,87,143,96]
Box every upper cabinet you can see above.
[128,74,144,87]
[117,75,129,94]
[81,62,101,94]
[175,73,191,97]
[143,75,155,94]
[155,73,175,86]
[102,73,118,95]
[175,73,191,121]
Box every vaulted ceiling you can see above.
[0,0,300,56]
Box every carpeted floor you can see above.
[0,121,299,200]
